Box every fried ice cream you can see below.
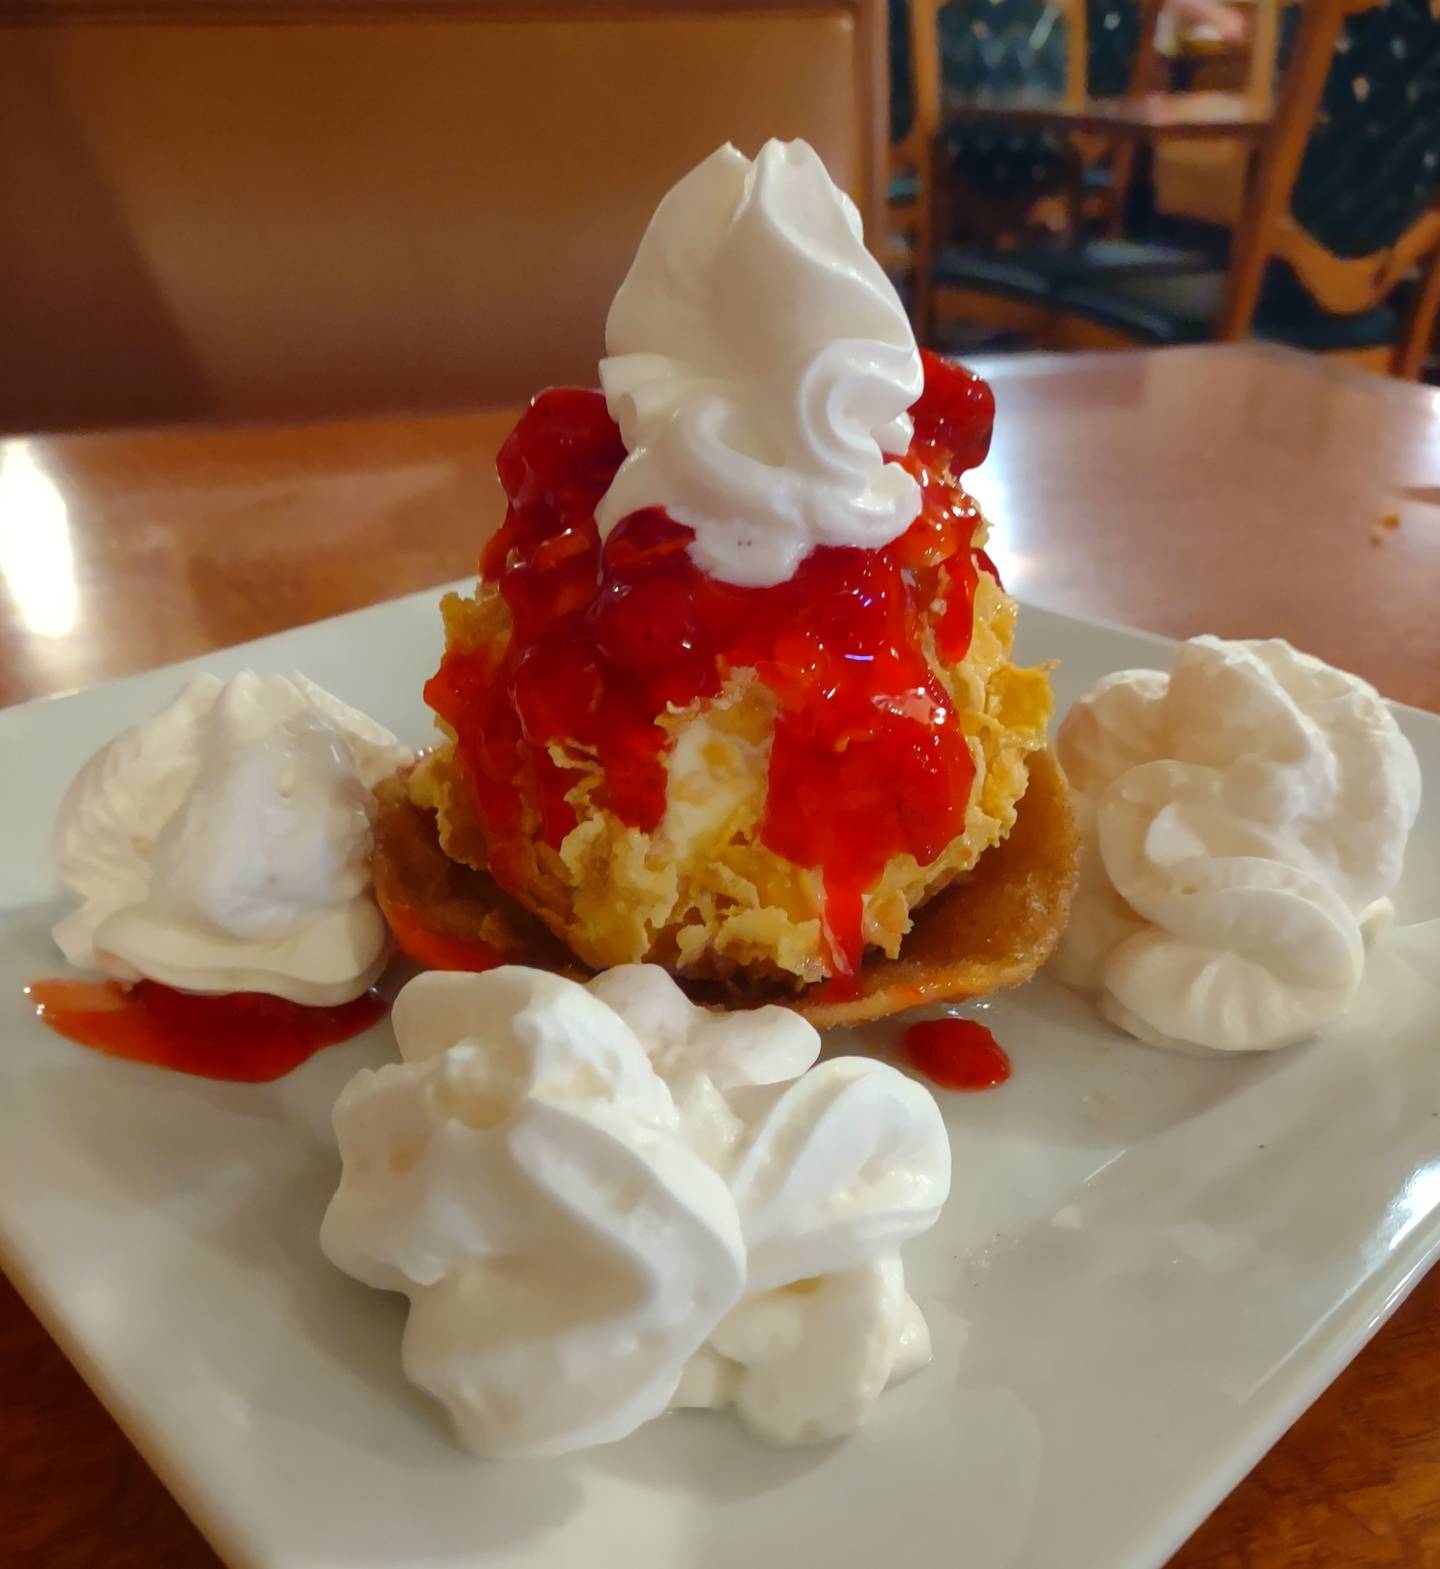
[375,140,1075,1015]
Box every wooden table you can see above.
[943,88,1271,142]
[3,343,1439,1567]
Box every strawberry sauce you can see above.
[902,1016,1011,1091]
[424,350,998,981]
[27,978,385,1082]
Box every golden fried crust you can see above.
[370,749,1078,1028]
[419,570,1053,986]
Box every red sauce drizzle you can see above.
[27,978,385,1083]
[902,1016,1011,1091]
[424,349,998,982]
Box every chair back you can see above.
[1079,0,1161,236]
[932,0,1086,104]
[0,0,886,435]
[891,0,919,150]
[1086,0,1154,98]
[1243,0,1287,108]
[1151,0,1290,231]
[1222,0,1440,341]
[1290,0,1440,263]
[890,0,940,221]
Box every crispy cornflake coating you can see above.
[372,746,1076,1022]
[410,569,1055,988]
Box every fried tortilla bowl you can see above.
[371,749,1078,1029]
[372,773,587,981]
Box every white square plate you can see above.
[2,593,1438,1569]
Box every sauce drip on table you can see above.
[902,1017,1011,1091]
[424,349,999,982]
[27,978,385,1083]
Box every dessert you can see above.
[39,671,409,1077]
[320,962,950,1453]
[1052,637,1422,1053]
[382,139,1076,1021]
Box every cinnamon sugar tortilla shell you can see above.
[370,750,1078,1026]
[791,747,1077,1027]
[371,774,585,979]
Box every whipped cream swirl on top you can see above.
[321,964,950,1455]
[595,139,924,587]
[53,671,411,1005]
[1053,637,1421,1053]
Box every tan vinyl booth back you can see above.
[0,1,885,435]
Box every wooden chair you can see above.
[1040,0,1440,374]
[1073,0,1168,233]
[1151,0,1290,231]
[918,0,1227,345]
[898,0,1090,341]
[0,0,888,435]
[932,0,1088,240]
[887,0,937,279]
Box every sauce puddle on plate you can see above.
[902,1016,1011,1091]
[27,978,385,1082]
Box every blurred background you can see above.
[2,0,1437,438]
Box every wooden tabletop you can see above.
[942,88,1271,141]
[3,342,1439,1567]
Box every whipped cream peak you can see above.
[53,670,410,1004]
[322,964,950,1454]
[730,1056,951,1293]
[1054,637,1421,1053]
[595,139,923,587]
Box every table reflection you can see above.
[0,442,78,641]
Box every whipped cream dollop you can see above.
[53,671,411,1005]
[595,139,923,588]
[320,964,950,1455]
[1052,637,1421,1053]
